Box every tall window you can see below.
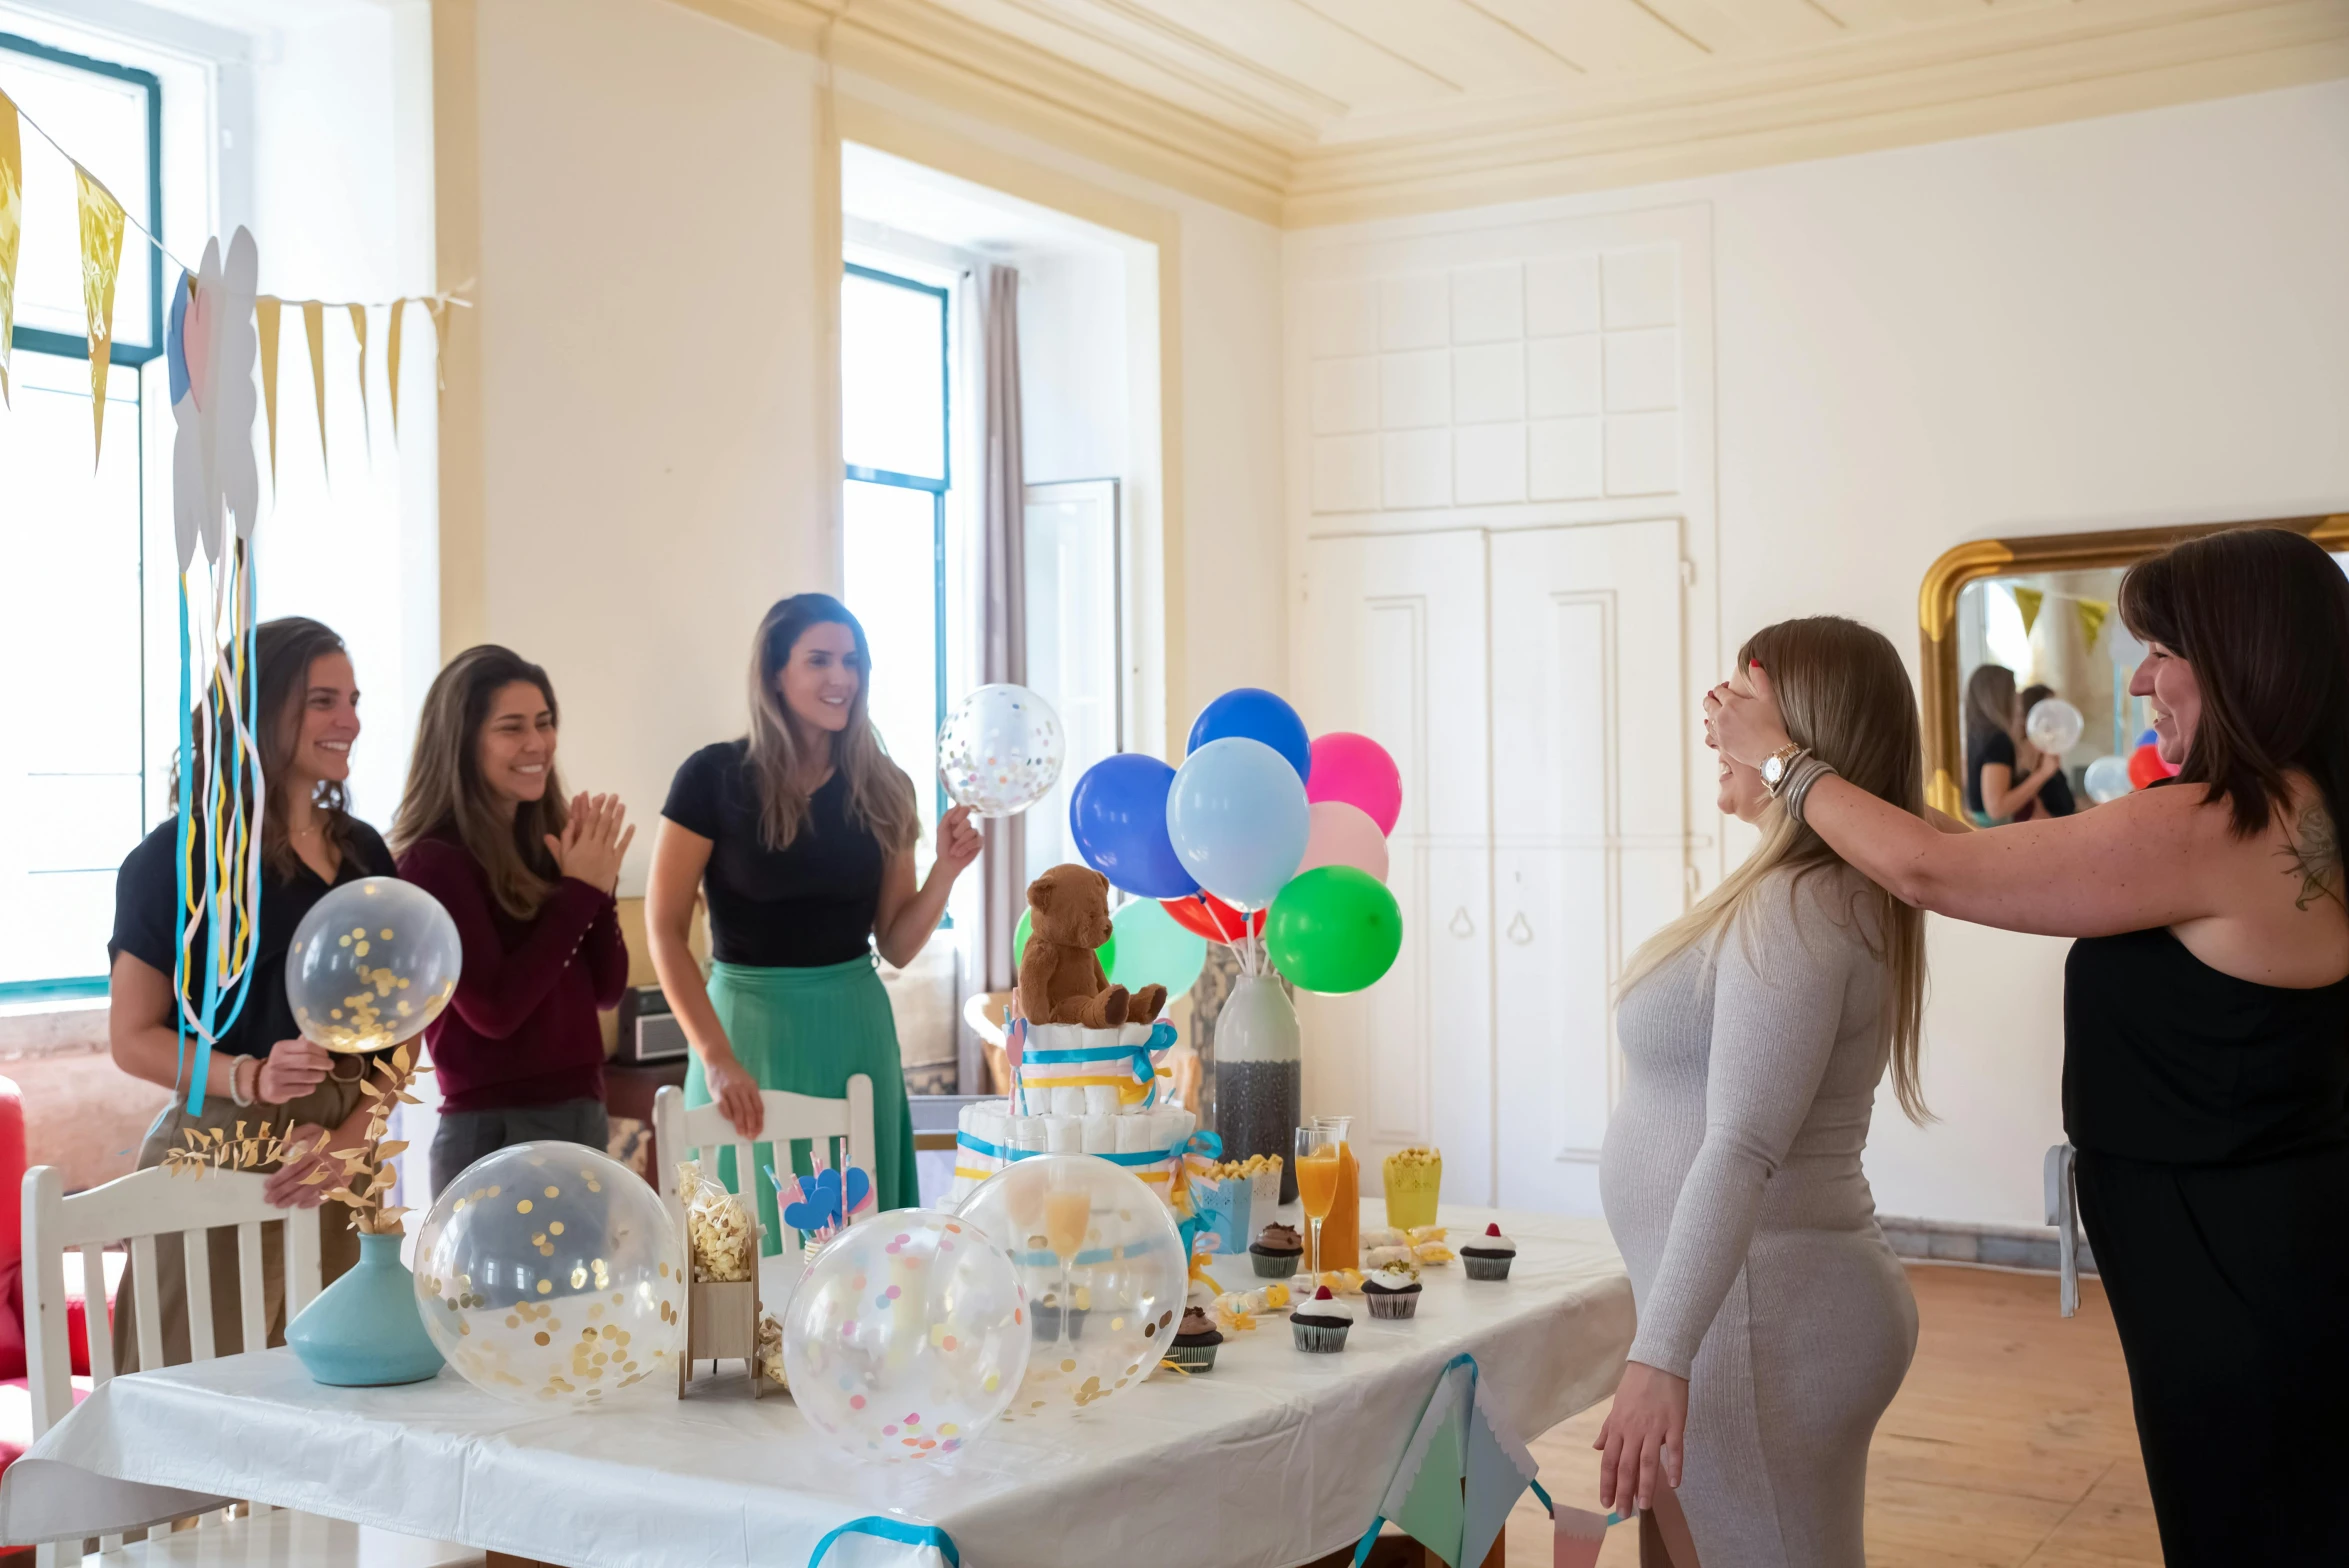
[840,263,951,877]
[0,33,167,1000]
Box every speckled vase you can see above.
[286,1231,445,1386]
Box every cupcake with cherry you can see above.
[1290,1285,1355,1352]
[1461,1223,1516,1281]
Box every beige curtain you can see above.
[980,265,1027,1001]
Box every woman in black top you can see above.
[1963,664,2061,823]
[107,617,400,1366]
[1711,528,2349,1564]
[647,594,980,1247]
[2016,684,2079,818]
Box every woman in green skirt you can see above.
[646,593,981,1249]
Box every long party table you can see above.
[2,1207,1631,1568]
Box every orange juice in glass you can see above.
[1313,1116,1360,1271]
[1294,1127,1340,1275]
[1382,1147,1443,1230]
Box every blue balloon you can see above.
[1188,688,1311,783]
[2136,728,2160,749]
[166,272,191,406]
[1166,737,1310,911]
[1069,754,1198,900]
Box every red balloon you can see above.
[2127,744,2169,790]
[1160,891,1264,942]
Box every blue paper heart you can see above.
[782,1167,844,1233]
[842,1166,872,1215]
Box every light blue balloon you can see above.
[1165,737,1309,911]
[1109,897,1209,999]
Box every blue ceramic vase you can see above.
[287,1231,445,1386]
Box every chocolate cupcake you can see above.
[1461,1223,1516,1281]
[1167,1306,1224,1372]
[1251,1221,1304,1279]
[1032,1287,1091,1340]
[1291,1285,1354,1353]
[1362,1260,1424,1319]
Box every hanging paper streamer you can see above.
[74,166,126,464]
[347,302,370,459]
[387,296,405,439]
[302,299,327,472]
[425,295,451,392]
[0,90,22,408]
[255,294,282,484]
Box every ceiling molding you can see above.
[666,0,2349,231]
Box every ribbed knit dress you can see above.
[1599,865,1917,1566]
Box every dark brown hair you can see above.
[1965,664,2020,750]
[250,617,360,881]
[2118,527,2349,840]
[744,593,917,854]
[391,645,569,919]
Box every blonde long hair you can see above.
[1619,616,1931,1124]
[391,645,570,920]
[745,594,919,855]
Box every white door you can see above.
[1489,521,1686,1214]
[1295,531,1494,1203]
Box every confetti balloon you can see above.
[286,877,461,1053]
[412,1142,685,1409]
[938,683,1064,817]
[955,1154,1189,1419]
[781,1209,1030,1460]
[2025,697,2084,757]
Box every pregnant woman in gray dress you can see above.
[1598,616,1935,1566]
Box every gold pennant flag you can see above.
[2076,597,2110,652]
[256,295,282,485]
[347,302,370,459]
[386,297,405,440]
[0,90,22,408]
[302,299,327,472]
[2012,585,2044,638]
[75,166,127,465]
[424,295,450,393]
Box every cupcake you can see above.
[1291,1285,1355,1353]
[1250,1221,1304,1279]
[1032,1287,1091,1340]
[1362,1260,1423,1319]
[1167,1306,1224,1371]
[1461,1223,1516,1281]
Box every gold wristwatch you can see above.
[1760,742,1807,796]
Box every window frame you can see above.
[0,32,165,1003]
[841,260,951,826]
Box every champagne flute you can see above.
[1043,1178,1091,1344]
[1295,1126,1339,1280]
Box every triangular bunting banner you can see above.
[256,295,282,484]
[424,295,451,393]
[2011,585,2044,638]
[302,299,327,472]
[0,90,22,408]
[2076,598,2109,652]
[74,165,126,465]
[1357,1355,1537,1568]
[347,301,369,459]
[387,296,405,439]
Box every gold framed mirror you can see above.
[1918,515,2349,819]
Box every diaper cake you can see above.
[949,1018,1197,1207]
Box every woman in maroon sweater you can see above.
[393,646,633,1192]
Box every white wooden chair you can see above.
[20,1164,482,1568]
[652,1077,877,1258]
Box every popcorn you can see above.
[676,1161,754,1283]
[1206,1152,1284,1181]
[755,1311,789,1389]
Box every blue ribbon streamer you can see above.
[806,1516,959,1568]
[954,1131,1174,1168]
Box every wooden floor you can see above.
[1508,1264,2162,1567]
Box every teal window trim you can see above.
[0,977,110,1005]
[0,31,166,368]
[843,263,953,919]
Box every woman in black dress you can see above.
[1963,664,2063,823]
[1710,527,2349,1565]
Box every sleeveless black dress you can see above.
[2065,923,2349,1565]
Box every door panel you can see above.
[1296,531,1494,1203]
[1490,521,1686,1214]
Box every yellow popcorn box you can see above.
[1382,1147,1442,1231]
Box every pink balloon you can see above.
[1297,801,1389,883]
[1306,732,1402,837]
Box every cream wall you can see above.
[445,0,1286,901]
[1284,80,2349,1229]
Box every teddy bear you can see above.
[1019,865,1168,1029]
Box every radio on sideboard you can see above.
[615,986,689,1065]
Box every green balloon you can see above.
[1013,907,1116,981]
[1107,897,1209,998]
[1266,866,1402,994]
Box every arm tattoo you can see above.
[2278,804,2345,911]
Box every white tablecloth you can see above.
[2,1208,1630,1568]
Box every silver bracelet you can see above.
[1781,755,1840,825]
[227,1054,256,1107]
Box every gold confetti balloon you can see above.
[285,877,462,1053]
[412,1141,685,1409]
[936,683,1063,818]
[953,1154,1188,1420]
[781,1209,1031,1460]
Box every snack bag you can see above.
[677,1159,754,1283]
[1190,1169,1253,1263]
